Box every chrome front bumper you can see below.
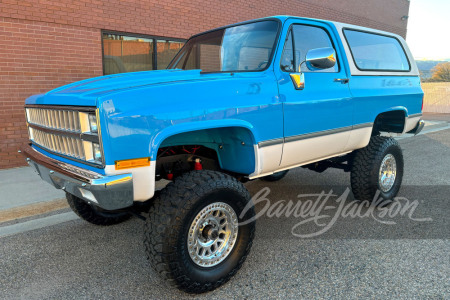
[20,144,134,210]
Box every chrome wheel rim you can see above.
[379,154,397,192]
[188,202,238,267]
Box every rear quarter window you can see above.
[344,29,410,72]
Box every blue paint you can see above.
[273,19,353,138]
[349,76,423,125]
[95,70,282,169]
[24,15,423,175]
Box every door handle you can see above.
[334,78,349,84]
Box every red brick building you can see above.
[0,0,410,169]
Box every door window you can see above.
[280,24,339,73]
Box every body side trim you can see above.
[408,113,423,118]
[352,122,374,130]
[258,123,373,147]
[284,126,352,143]
[257,138,284,148]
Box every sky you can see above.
[406,0,450,60]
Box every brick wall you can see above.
[0,0,409,39]
[0,0,409,169]
[0,17,102,169]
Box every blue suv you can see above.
[21,16,424,293]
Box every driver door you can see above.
[276,21,353,168]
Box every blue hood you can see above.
[25,69,216,107]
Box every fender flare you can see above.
[372,106,408,134]
[376,106,408,118]
[149,119,258,159]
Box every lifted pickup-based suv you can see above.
[21,16,424,293]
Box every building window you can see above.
[102,31,185,75]
[156,40,185,70]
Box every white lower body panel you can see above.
[104,162,156,202]
[280,131,351,169]
[344,127,372,151]
[250,125,374,179]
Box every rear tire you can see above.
[350,136,404,203]
[143,170,255,293]
[261,170,289,182]
[66,193,131,226]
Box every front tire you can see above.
[350,136,404,202]
[66,193,131,226]
[144,170,255,293]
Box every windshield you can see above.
[168,20,279,72]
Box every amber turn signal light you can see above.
[115,157,150,170]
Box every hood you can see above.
[25,69,217,107]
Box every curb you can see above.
[0,198,68,224]
[0,212,78,238]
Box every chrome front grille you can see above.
[30,127,86,160]
[25,105,102,166]
[26,108,81,132]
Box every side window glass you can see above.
[344,29,410,71]
[292,25,338,73]
[280,30,295,72]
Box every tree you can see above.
[430,62,450,82]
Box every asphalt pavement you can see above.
[0,125,449,299]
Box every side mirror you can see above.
[289,47,336,90]
[305,47,336,71]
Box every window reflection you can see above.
[157,40,185,70]
[102,33,185,75]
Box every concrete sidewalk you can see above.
[1,115,449,223]
[0,167,65,211]
[0,167,67,224]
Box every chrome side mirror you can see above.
[289,47,336,90]
[305,47,336,71]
